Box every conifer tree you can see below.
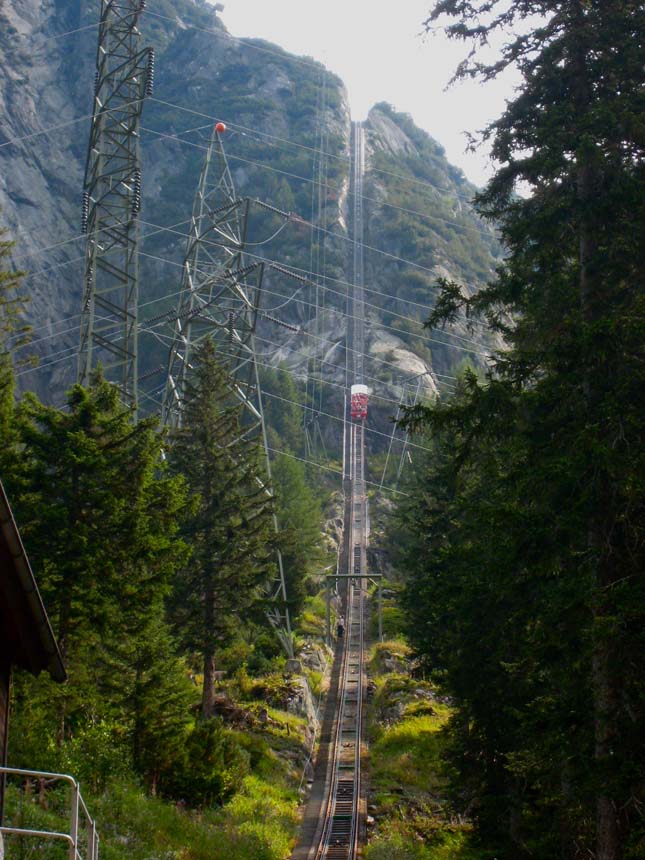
[399,3,645,857]
[271,454,323,618]
[168,339,276,717]
[12,376,191,770]
[260,364,305,455]
[260,364,323,618]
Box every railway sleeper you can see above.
[325,848,351,860]
[330,816,352,833]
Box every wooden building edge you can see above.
[0,478,66,823]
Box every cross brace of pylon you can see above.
[161,126,307,657]
[79,0,154,413]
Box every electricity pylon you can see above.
[161,124,297,657]
[78,0,154,412]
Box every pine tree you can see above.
[260,364,323,618]
[12,375,191,772]
[399,3,645,857]
[168,339,276,717]
[271,453,323,618]
[260,364,306,455]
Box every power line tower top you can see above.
[161,124,251,430]
[78,0,154,413]
[161,124,306,657]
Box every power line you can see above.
[137,332,415,497]
[11,207,490,351]
[148,97,483,205]
[141,117,497,242]
[9,219,195,349]
[140,323,431,413]
[15,317,441,415]
[135,328,443,450]
[136,372,415,497]
[11,216,193,270]
[5,118,492,334]
[258,388,442,455]
[144,9,327,71]
[10,22,99,40]
[11,281,189,354]
[145,322,424,412]
[0,97,146,150]
[135,224,490,354]
[252,330,442,406]
[138,8,482,222]
[10,218,489,398]
[138,246,488,362]
[266,446,410,497]
[14,278,458,406]
[12,231,492,361]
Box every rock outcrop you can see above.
[1,0,500,447]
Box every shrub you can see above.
[165,719,250,807]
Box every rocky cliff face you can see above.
[0,0,499,448]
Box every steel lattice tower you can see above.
[78,0,154,411]
[161,125,295,657]
[161,130,259,433]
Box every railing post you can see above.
[87,817,95,860]
[378,577,383,642]
[69,780,79,860]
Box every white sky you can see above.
[217,0,519,188]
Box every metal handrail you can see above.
[0,766,99,859]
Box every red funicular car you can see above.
[350,384,369,421]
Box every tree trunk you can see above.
[202,651,215,718]
[201,569,217,717]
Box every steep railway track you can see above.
[316,416,367,860]
[292,121,368,860]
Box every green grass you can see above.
[370,638,412,671]
[95,774,299,860]
[298,592,328,636]
[3,705,304,860]
[304,667,324,699]
[366,640,486,860]
[365,827,484,860]
[371,713,446,800]
[3,768,299,860]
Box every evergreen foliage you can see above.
[168,339,277,716]
[8,375,193,790]
[260,364,325,617]
[271,453,323,618]
[398,3,645,858]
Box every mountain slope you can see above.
[0,0,499,443]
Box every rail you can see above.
[0,766,99,860]
[315,423,367,859]
[292,119,368,860]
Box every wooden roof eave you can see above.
[0,482,66,683]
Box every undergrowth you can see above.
[3,717,302,860]
[366,640,485,860]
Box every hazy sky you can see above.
[217,0,518,188]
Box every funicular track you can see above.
[292,122,368,860]
[315,417,367,860]
[292,420,368,860]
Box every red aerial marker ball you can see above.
[215,122,226,133]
